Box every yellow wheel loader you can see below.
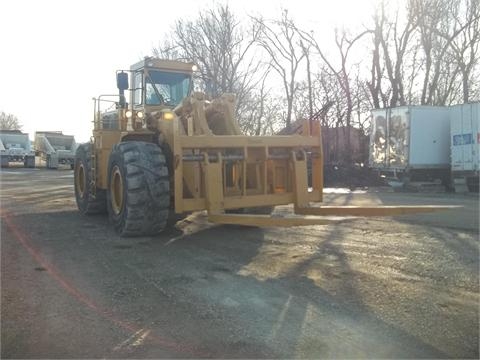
[74,57,457,236]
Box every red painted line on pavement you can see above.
[1,211,208,358]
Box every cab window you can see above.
[133,72,143,105]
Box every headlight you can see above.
[125,110,133,118]
[163,112,174,120]
[136,111,144,119]
[192,64,198,71]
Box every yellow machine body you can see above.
[82,57,457,232]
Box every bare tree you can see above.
[298,26,369,159]
[149,0,479,144]
[300,40,314,121]
[239,66,284,135]
[364,0,479,109]
[0,112,22,130]
[368,2,418,107]
[367,12,386,109]
[352,67,374,133]
[439,0,480,103]
[153,5,262,117]
[411,0,479,104]
[252,10,306,128]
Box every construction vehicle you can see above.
[0,130,35,168]
[35,131,77,169]
[74,57,457,237]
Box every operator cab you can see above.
[129,57,196,111]
[105,57,196,132]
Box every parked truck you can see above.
[0,130,35,168]
[450,102,479,192]
[369,106,451,190]
[34,131,77,169]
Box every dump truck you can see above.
[0,130,35,168]
[74,57,457,236]
[35,131,77,169]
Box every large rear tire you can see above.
[74,144,107,214]
[107,141,170,237]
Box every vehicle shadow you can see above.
[225,224,452,359]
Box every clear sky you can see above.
[0,0,375,142]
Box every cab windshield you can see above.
[145,70,191,107]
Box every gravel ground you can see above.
[1,167,478,358]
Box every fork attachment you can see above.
[171,94,459,227]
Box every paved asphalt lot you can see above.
[1,167,478,358]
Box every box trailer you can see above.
[369,106,451,189]
[450,102,479,192]
[34,131,77,169]
[0,130,35,168]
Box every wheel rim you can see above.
[75,163,86,198]
[110,165,124,216]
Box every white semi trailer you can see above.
[0,130,35,168]
[369,106,451,190]
[34,131,77,169]
[450,102,479,192]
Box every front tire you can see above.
[107,141,170,237]
[24,155,35,168]
[74,144,107,214]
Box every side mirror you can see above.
[117,72,129,91]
